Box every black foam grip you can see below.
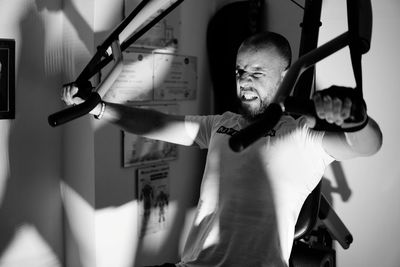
[48,92,101,127]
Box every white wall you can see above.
[264,0,304,60]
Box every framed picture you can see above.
[0,39,15,119]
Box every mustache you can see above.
[240,86,260,97]
[240,86,256,92]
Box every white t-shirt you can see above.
[178,112,333,267]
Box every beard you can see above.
[238,98,269,122]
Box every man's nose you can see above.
[238,75,253,88]
[237,72,253,83]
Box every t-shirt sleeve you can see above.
[296,116,335,167]
[184,115,220,149]
[315,131,335,167]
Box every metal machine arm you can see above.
[48,0,185,127]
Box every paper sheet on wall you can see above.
[104,50,197,103]
[153,53,197,100]
[123,104,178,167]
[104,50,154,103]
[137,163,170,237]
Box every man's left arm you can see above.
[313,93,383,161]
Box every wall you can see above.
[264,0,304,60]
[0,0,64,266]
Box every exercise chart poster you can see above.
[137,163,170,236]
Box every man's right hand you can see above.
[61,84,84,106]
[61,84,103,116]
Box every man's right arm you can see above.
[62,85,196,146]
[90,101,196,146]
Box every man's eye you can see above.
[236,69,244,77]
[252,72,264,78]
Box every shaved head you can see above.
[239,31,292,71]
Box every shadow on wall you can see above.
[92,125,204,266]
[0,1,64,266]
[0,0,203,266]
[36,0,93,53]
[322,161,352,205]
[0,0,200,267]
[0,0,100,265]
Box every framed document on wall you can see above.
[0,39,15,119]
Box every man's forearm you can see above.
[91,101,166,135]
[322,116,383,160]
[90,101,195,146]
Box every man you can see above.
[62,31,382,266]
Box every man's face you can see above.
[236,46,286,120]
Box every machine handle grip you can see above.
[63,80,94,100]
[284,86,368,132]
[48,92,101,127]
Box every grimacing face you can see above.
[236,45,287,120]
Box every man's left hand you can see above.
[312,92,352,126]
